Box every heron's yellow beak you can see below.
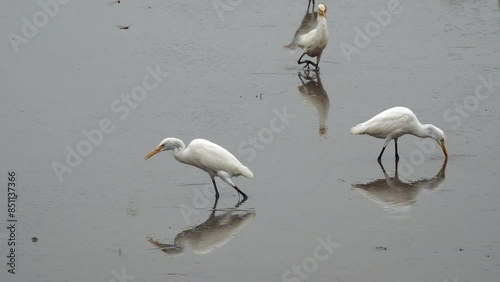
[145,146,163,160]
[318,4,326,17]
[440,140,448,159]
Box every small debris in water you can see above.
[375,246,387,251]
[108,0,120,5]
[118,24,133,30]
[32,237,38,242]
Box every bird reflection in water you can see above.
[352,160,447,213]
[148,201,255,256]
[298,70,330,138]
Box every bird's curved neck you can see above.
[317,15,327,28]
[415,124,432,138]
[170,139,187,162]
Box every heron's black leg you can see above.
[212,197,219,210]
[232,186,248,201]
[211,176,220,199]
[234,197,248,208]
[395,158,399,179]
[394,138,400,162]
[377,139,391,163]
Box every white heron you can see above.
[350,106,448,162]
[285,3,328,70]
[145,138,254,200]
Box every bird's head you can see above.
[145,138,179,160]
[318,4,327,17]
[425,125,448,159]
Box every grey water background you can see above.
[1,0,499,281]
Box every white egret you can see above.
[350,106,448,161]
[145,138,254,200]
[286,4,329,70]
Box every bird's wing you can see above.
[285,13,318,50]
[187,140,248,177]
[297,28,317,50]
[358,111,413,138]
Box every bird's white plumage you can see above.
[145,137,253,199]
[180,139,254,179]
[351,107,420,139]
[286,3,329,68]
[351,106,448,160]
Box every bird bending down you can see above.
[145,138,254,201]
[350,107,448,162]
[287,4,328,70]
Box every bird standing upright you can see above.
[286,4,329,70]
[350,107,448,162]
[145,138,254,201]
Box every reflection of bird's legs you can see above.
[394,138,400,162]
[212,195,219,210]
[210,176,220,199]
[377,139,392,163]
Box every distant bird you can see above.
[298,70,330,137]
[352,159,447,213]
[350,107,448,162]
[148,209,255,255]
[145,138,254,200]
[285,3,328,70]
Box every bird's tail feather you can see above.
[240,166,255,179]
[350,123,366,135]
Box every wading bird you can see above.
[285,3,328,70]
[145,138,254,200]
[350,107,448,162]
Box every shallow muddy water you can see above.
[1,0,499,281]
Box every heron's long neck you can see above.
[414,124,432,138]
[317,15,327,33]
[171,139,188,163]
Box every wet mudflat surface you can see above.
[1,0,499,281]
